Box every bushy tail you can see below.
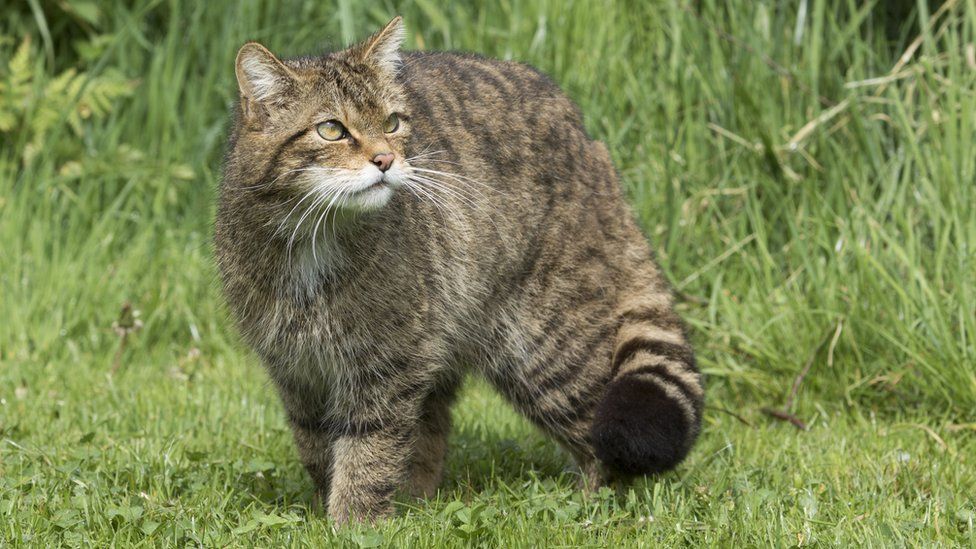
[590,307,703,476]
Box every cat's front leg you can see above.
[327,421,415,524]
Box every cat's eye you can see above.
[316,120,347,141]
[383,113,399,133]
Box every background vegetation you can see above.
[1,0,973,545]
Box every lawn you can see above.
[1,0,974,546]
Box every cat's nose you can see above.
[372,152,394,172]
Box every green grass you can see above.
[1,0,974,545]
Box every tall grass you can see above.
[2,0,971,414]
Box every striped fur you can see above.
[215,17,704,523]
[592,304,703,475]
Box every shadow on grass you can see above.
[442,419,574,494]
[221,419,579,512]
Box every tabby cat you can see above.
[215,17,703,523]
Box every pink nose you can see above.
[372,152,394,172]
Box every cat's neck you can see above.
[274,206,395,299]
[219,188,407,302]
[284,232,349,297]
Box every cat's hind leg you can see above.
[482,323,617,489]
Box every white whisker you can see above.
[401,180,454,221]
[408,172,494,212]
[243,166,345,192]
[408,166,495,192]
[331,185,357,242]
[409,157,464,168]
[405,149,448,162]
[407,177,483,212]
[288,191,332,261]
[276,187,321,230]
[311,187,345,264]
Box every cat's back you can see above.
[398,51,590,155]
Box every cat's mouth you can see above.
[329,166,400,211]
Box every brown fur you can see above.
[215,17,703,523]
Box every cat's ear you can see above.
[235,42,295,107]
[352,16,406,74]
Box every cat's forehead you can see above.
[288,55,404,116]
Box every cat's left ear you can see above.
[352,16,406,74]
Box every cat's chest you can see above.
[249,278,414,368]
[237,236,431,373]
[248,301,357,390]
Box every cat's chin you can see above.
[342,183,395,211]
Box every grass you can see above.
[1,0,974,545]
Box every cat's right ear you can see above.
[235,42,295,117]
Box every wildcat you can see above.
[215,17,703,523]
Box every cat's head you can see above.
[231,17,409,213]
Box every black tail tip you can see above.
[590,374,700,477]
